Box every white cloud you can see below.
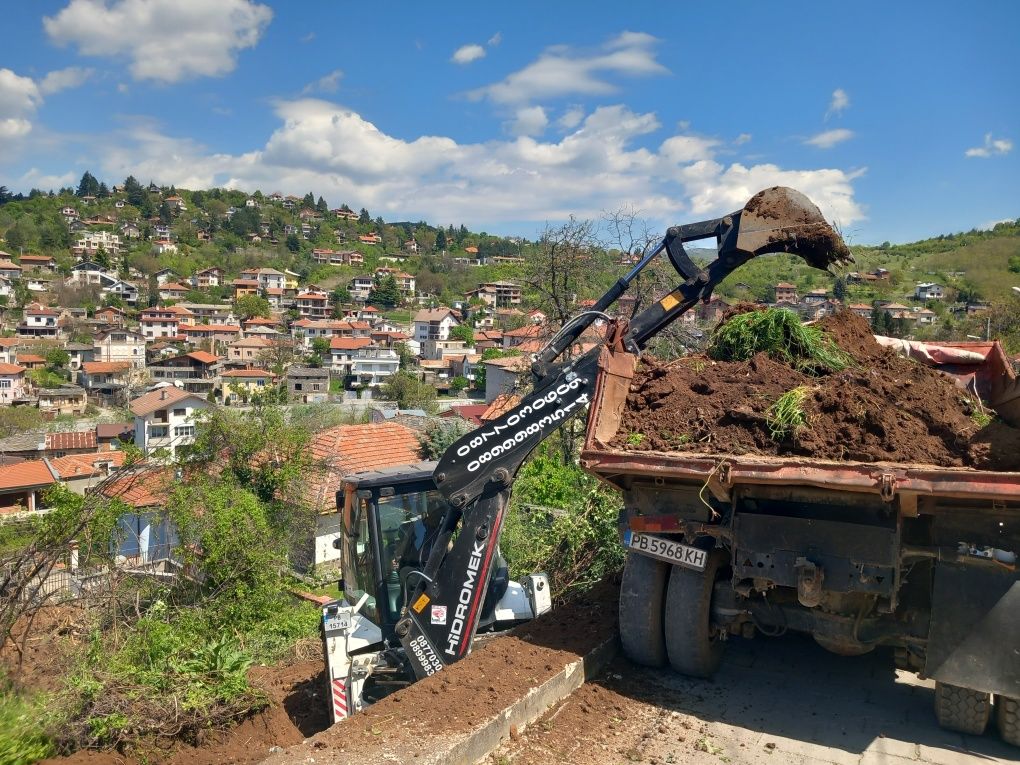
[451,44,486,65]
[17,167,77,190]
[826,88,849,120]
[79,99,863,233]
[43,0,272,83]
[965,133,1013,158]
[302,69,343,94]
[506,106,548,137]
[0,68,42,139]
[734,133,752,145]
[39,67,94,95]
[558,107,585,130]
[805,128,854,149]
[468,31,668,104]
[488,32,502,47]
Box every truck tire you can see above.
[619,551,669,667]
[997,696,1020,746]
[664,549,727,678]
[934,682,991,736]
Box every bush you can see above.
[502,444,624,597]
[708,307,853,373]
[0,689,55,765]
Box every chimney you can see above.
[160,389,167,400]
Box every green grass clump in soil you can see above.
[767,386,810,441]
[708,308,853,374]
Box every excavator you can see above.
[321,187,853,720]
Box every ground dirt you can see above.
[261,577,620,764]
[37,659,331,765]
[611,310,1020,471]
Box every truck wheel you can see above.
[997,696,1020,746]
[619,551,669,667]
[934,682,991,736]
[664,549,727,678]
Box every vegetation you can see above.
[708,307,854,373]
[381,370,437,412]
[766,387,810,440]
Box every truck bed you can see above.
[580,340,1020,509]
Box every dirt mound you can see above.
[612,310,1018,470]
[41,659,331,765]
[262,578,620,763]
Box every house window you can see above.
[312,383,321,391]
[173,408,186,417]
[294,383,303,391]
[174,425,195,438]
[0,380,10,389]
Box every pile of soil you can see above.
[39,659,330,765]
[262,578,620,763]
[611,310,1020,471]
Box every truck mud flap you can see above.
[925,564,1020,698]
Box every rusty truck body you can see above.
[581,340,1020,742]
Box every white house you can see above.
[351,347,400,387]
[914,282,945,301]
[349,275,374,301]
[130,387,210,459]
[73,231,122,259]
[0,363,28,404]
[94,328,146,369]
[413,308,459,344]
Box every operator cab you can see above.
[337,461,511,638]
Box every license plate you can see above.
[625,531,707,571]
[323,614,351,633]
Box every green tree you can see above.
[235,294,272,319]
[76,171,100,197]
[368,274,401,308]
[832,276,847,302]
[449,323,474,345]
[123,175,145,207]
[449,375,468,393]
[359,208,371,225]
[435,228,447,252]
[308,337,331,367]
[382,371,437,412]
[418,419,471,460]
[286,233,301,253]
[316,196,329,214]
[45,347,70,372]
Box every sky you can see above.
[0,0,1017,245]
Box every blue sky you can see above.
[1,1,1017,245]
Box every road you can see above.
[489,633,1018,765]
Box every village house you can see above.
[291,319,371,350]
[158,282,191,302]
[94,306,126,327]
[18,254,57,272]
[465,281,523,308]
[287,367,330,403]
[176,303,235,323]
[349,275,374,301]
[0,259,23,281]
[180,324,241,349]
[848,303,874,320]
[154,268,177,285]
[0,363,28,404]
[219,368,276,405]
[226,336,272,367]
[358,233,383,245]
[312,249,363,266]
[72,231,121,259]
[413,308,459,344]
[68,260,108,286]
[139,305,195,341]
[79,361,131,403]
[130,386,210,458]
[151,240,178,256]
[94,328,146,369]
[147,351,222,395]
[0,460,59,513]
[42,430,99,459]
[192,267,224,289]
[17,304,60,339]
[327,337,374,377]
[232,279,260,301]
[51,451,126,495]
[914,282,945,301]
[295,288,332,320]
[375,267,416,298]
[774,282,798,302]
[38,385,87,417]
[64,343,94,372]
[483,355,532,403]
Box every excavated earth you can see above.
[261,578,619,764]
[611,310,1020,472]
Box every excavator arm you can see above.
[396,187,852,678]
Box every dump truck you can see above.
[581,338,1020,744]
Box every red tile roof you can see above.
[17,354,46,364]
[185,351,220,364]
[441,404,488,426]
[96,423,133,439]
[100,467,172,508]
[182,324,241,333]
[129,386,200,416]
[481,393,521,421]
[329,337,374,351]
[305,423,422,512]
[0,363,26,375]
[51,450,127,479]
[45,430,98,451]
[82,361,131,375]
[0,460,57,492]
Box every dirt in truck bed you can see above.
[612,310,1020,471]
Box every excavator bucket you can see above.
[735,186,854,271]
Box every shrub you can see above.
[708,307,853,373]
